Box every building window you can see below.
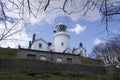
[27,54,36,60]
[79,50,83,56]
[39,43,42,48]
[40,56,46,61]
[61,42,64,46]
[67,58,72,64]
[56,57,62,63]
[80,50,83,53]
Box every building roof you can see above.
[33,38,48,44]
[19,48,80,56]
[73,47,87,52]
[29,38,48,48]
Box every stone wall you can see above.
[17,49,81,64]
[17,49,105,65]
[0,59,120,75]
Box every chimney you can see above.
[79,42,83,47]
[48,42,52,46]
[18,45,21,49]
[32,34,36,43]
[28,41,32,49]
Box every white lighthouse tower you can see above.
[53,23,70,53]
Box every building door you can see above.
[27,54,36,60]
[67,58,72,64]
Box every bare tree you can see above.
[92,43,110,64]
[91,34,120,68]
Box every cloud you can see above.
[69,24,86,34]
[93,38,104,45]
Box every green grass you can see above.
[0,71,119,80]
[80,56,103,66]
[0,48,18,58]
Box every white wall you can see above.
[31,39,48,51]
[73,48,86,57]
[48,45,54,52]
[64,48,72,53]
[54,32,70,52]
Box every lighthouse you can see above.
[53,23,70,53]
[29,23,86,57]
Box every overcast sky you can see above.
[0,0,120,56]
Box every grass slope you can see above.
[80,56,103,65]
[0,71,120,80]
[0,48,17,58]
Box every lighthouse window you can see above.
[80,50,83,54]
[61,42,64,46]
[39,43,42,48]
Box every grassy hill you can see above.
[80,56,104,65]
[0,48,119,80]
[0,47,18,58]
[0,71,120,80]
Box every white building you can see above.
[29,23,87,57]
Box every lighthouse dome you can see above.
[54,23,67,33]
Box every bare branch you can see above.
[0,19,22,41]
[104,0,109,35]
[44,0,50,11]
[8,0,19,9]
[27,0,31,17]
